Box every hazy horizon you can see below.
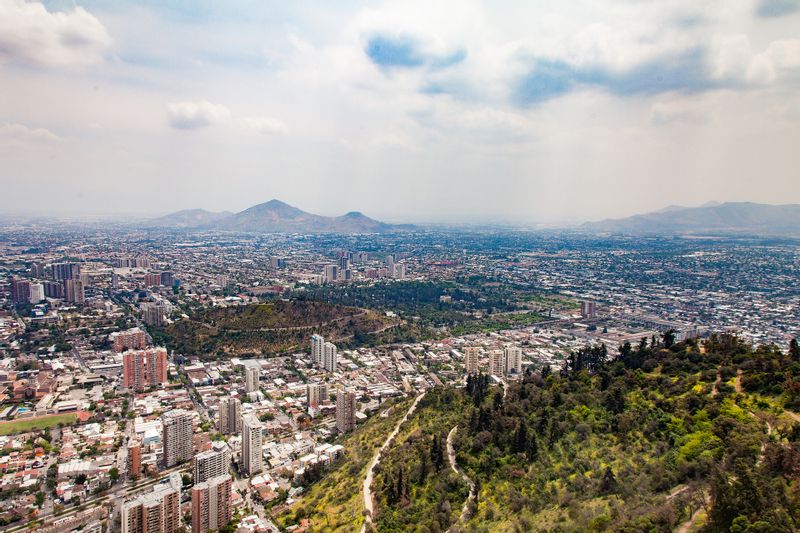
[2,0,800,223]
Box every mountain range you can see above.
[584,202,800,235]
[149,199,412,233]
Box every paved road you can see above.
[360,392,426,533]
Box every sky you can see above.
[1,0,799,224]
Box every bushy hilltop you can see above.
[280,334,800,533]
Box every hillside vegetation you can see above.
[150,300,398,358]
[291,334,800,533]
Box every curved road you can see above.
[446,425,476,531]
[360,392,426,533]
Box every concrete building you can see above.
[244,365,260,393]
[194,442,231,483]
[310,334,324,365]
[191,474,232,533]
[127,439,142,480]
[9,278,30,304]
[121,473,181,533]
[142,302,168,327]
[64,278,85,304]
[580,300,597,319]
[111,327,148,353]
[464,346,480,375]
[336,389,357,433]
[52,262,80,281]
[306,382,329,408]
[162,409,193,467]
[123,348,168,391]
[504,345,523,375]
[28,283,44,303]
[218,397,241,435]
[241,414,263,476]
[489,350,505,377]
[323,341,338,373]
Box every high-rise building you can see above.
[269,256,286,269]
[127,439,143,480]
[111,271,120,290]
[121,473,181,533]
[28,283,44,303]
[194,442,231,483]
[112,327,149,353]
[504,345,522,375]
[244,366,260,393]
[489,350,505,377]
[336,389,357,433]
[43,280,63,299]
[160,271,174,287]
[142,302,168,326]
[241,414,263,476]
[324,264,339,283]
[323,342,338,373]
[310,334,325,365]
[29,262,46,278]
[9,278,31,304]
[464,347,480,375]
[64,278,85,304]
[144,273,162,287]
[52,263,81,281]
[216,274,229,288]
[392,263,407,279]
[123,348,168,391]
[162,409,193,467]
[191,474,232,533]
[580,300,597,319]
[306,382,329,408]
[218,397,241,435]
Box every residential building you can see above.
[194,442,231,483]
[123,348,168,391]
[504,345,523,375]
[218,397,241,435]
[64,279,85,304]
[244,366,259,393]
[310,334,324,365]
[121,473,181,533]
[307,382,329,408]
[323,341,337,373]
[464,347,480,375]
[336,389,357,433]
[241,414,263,476]
[162,409,193,467]
[127,439,142,480]
[191,474,232,533]
[111,327,148,352]
[489,350,505,377]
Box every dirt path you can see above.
[446,425,476,531]
[360,392,426,533]
[735,368,742,393]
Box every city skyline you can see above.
[2,0,799,223]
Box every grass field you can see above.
[0,413,78,435]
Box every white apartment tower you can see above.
[244,365,260,393]
[323,342,338,373]
[310,334,325,365]
[193,442,231,483]
[241,414,263,476]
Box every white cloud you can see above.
[167,101,231,129]
[0,0,111,68]
[241,116,288,135]
[0,122,60,142]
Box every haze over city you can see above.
[2,0,800,223]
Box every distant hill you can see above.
[149,208,233,228]
[584,202,800,235]
[149,199,412,233]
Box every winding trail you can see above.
[446,425,477,532]
[360,391,426,533]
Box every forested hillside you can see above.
[287,334,800,533]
